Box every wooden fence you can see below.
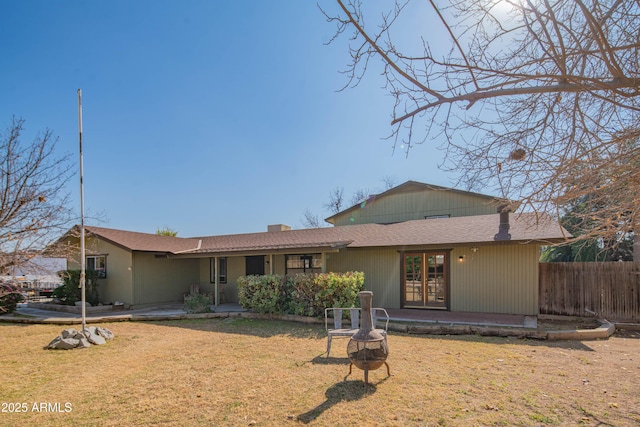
[539,262,640,322]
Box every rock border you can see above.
[0,310,631,340]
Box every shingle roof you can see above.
[84,226,201,253]
[82,212,567,256]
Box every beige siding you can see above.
[132,253,199,306]
[65,236,134,305]
[326,248,401,308]
[450,245,539,315]
[333,191,500,226]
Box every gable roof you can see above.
[73,212,567,257]
[324,180,515,225]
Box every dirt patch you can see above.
[537,317,602,331]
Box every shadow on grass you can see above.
[311,354,350,365]
[296,380,378,424]
[144,317,327,340]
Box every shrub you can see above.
[238,272,365,317]
[0,283,25,314]
[237,275,284,314]
[288,271,365,317]
[184,293,212,313]
[53,270,100,306]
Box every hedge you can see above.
[238,271,365,316]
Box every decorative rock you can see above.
[96,327,115,340]
[85,330,106,345]
[77,337,91,349]
[45,326,114,350]
[47,337,80,350]
[61,328,78,339]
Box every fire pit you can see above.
[347,291,390,384]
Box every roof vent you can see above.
[268,224,291,232]
[494,205,512,241]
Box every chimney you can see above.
[494,205,511,241]
[268,224,291,232]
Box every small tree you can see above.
[156,227,178,237]
[53,270,99,306]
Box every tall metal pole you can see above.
[78,89,86,331]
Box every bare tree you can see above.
[0,117,73,273]
[323,0,640,256]
[301,209,323,228]
[323,186,345,214]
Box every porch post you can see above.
[321,252,327,273]
[214,256,219,307]
[269,254,273,275]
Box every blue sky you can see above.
[1,1,453,237]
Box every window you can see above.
[210,257,227,284]
[286,254,322,275]
[86,255,107,278]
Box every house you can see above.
[58,181,567,315]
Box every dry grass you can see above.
[0,318,639,426]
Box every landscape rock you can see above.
[77,337,91,349]
[61,328,78,339]
[96,326,115,340]
[47,337,80,350]
[45,326,115,350]
[85,331,106,345]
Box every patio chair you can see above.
[325,308,360,357]
[324,307,390,357]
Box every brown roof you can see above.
[84,226,202,253]
[81,212,567,256]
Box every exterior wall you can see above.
[326,248,401,309]
[449,245,539,315]
[195,256,251,303]
[326,244,539,315]
[332,190,500,226]
[65,236,134,305]
[132,252,199,306]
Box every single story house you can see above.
[58,181,567,315]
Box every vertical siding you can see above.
[326,248,400,308]
[132,253,199,306]
[451,245,539,315]
[333,191,499,226]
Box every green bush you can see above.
[0,283,25,314]
[237,275,284,314]
[237,272,365,317]
[53,270,100,306]
[184,293,212,313]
